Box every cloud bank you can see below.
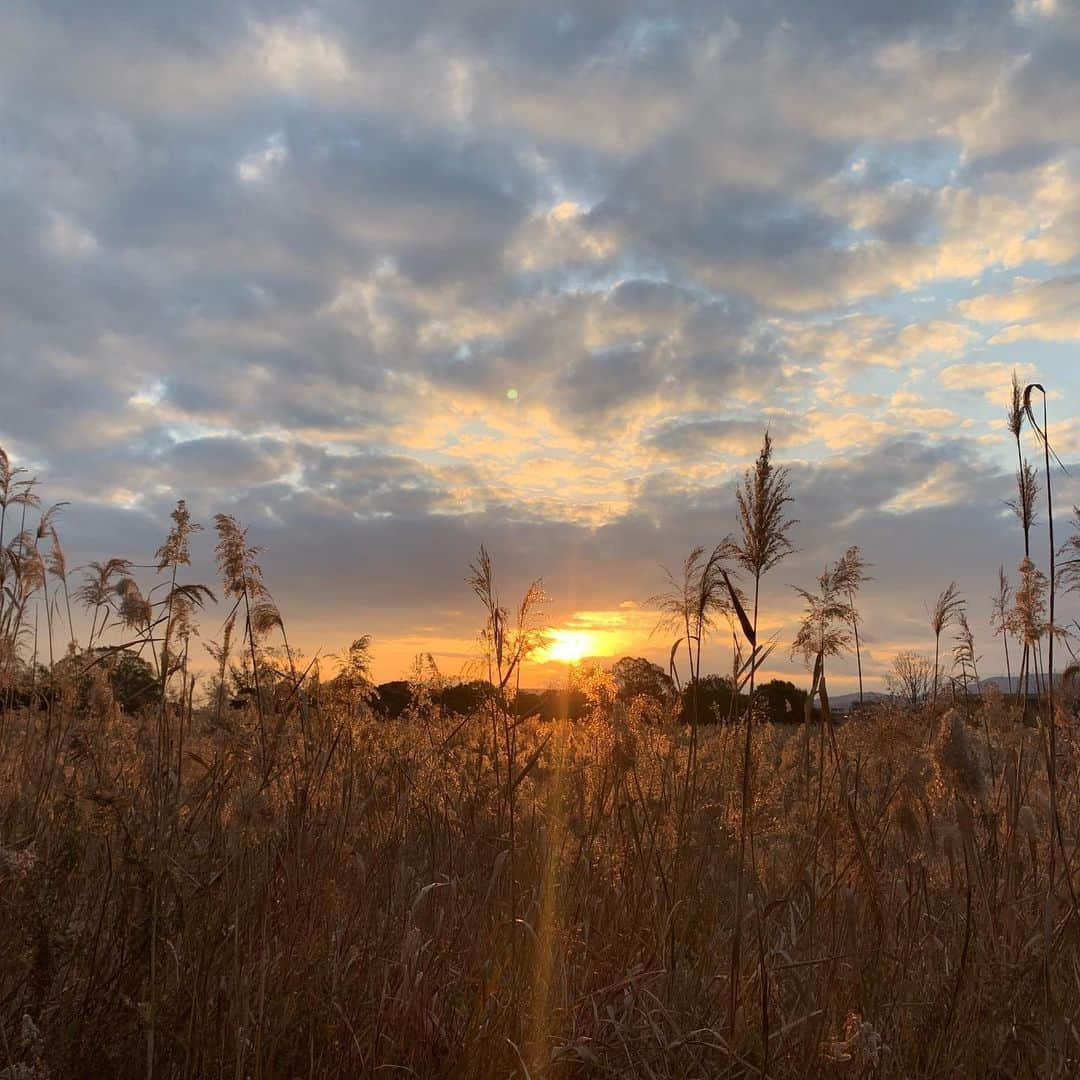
[2,0,1079,683]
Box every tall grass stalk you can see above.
[726,431,796,1035]
[1023,384,1060,720]
[468,545,549,956]
[929,582,964,708]
[1007,372,1040,707]
[649,545,731,837]
[834,546,871,704]
[991,566,1013,694]
[1021,383,1072,987]
[214,514,269,760]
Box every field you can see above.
[2,392,1079,1078]
[3,682,1080,1078]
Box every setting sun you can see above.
[532,608,654,667]
[539,629,601,664]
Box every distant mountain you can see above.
[978,674,1066,692]
[828,691,889,712]
[828,675,1065,713]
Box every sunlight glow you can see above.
[539,629,606,664]
[529,607,656,671]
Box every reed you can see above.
[929,582,965,708]
[725,431,796,1039]
[0,406,1078,1078]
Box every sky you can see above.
[2,0,1080,689]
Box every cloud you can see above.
[252,15,350,92]
[2,0,1080,682]
[960,274,1080,344]
[939,360,1036,398]
[645,416,806,457]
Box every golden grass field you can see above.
[3,681,1080,1078]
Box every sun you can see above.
[540,629,597,665]
[531,609,650,668]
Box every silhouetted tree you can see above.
[611,656,674,703]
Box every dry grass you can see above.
[3,683,1080,1078]
[3,385,1080,1078]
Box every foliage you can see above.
[756,678,811,723]
[886,650,937,707]
[103,649,158,713]
[373,678,491,719]
[610,655,675,702]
